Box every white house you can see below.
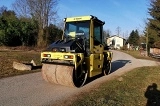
[106,35,126,49]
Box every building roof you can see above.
[107,35,126,40]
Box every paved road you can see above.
[0,50,159,106]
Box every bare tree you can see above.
[13,0,58,47]
[12,0,29,17]
[116,26,121,36]
[56,19,64,30]
[0,6,7,15]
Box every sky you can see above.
[0,0,150,37]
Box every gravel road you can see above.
[0,50,159,106]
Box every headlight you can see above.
[64,55,73,59]
[60,48,66,52]
[43,54,51,57]
[52,48,58,52]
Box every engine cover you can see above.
[46,39,84,53]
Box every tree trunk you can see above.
[37,28,46,47]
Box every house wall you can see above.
[107,36,124,49]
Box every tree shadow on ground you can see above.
[84,60,131,86]
[144,83,160,106]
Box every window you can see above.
[64,21,90,39]
[93,22,102,45]
[64,21,90,52]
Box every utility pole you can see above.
[146,27,148,56]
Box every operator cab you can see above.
[63,15,105,55]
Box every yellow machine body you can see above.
[41,15,113,87]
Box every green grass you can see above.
[71,66,160,106]
[0,50,41,78]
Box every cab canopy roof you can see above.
[64,15,105,25]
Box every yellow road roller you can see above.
[41,15,113,87]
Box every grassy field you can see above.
[0,50,41,78]
[71,66,160,106]
[121,50,159,61]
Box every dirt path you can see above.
[0,50,159,106]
